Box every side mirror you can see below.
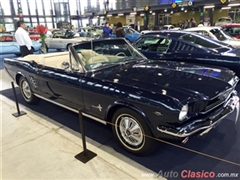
[61,61,70,70]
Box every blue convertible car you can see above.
[0,33,42,56]
[104,27,141,43]
[133,31,240,77]
[4,39,239,155]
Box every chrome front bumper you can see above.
[157,95,239,138]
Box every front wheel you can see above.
[112,108,156,155]
[19,77,40,104]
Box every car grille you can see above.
[204,89,233,113]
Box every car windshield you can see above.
[218,18,231,22]
[162,26,169,30]
[73,39,146,71]
[210,28,232,41]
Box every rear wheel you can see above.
[19,77,39,104]
[112,108,156,155]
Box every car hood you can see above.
[93,60,237,103]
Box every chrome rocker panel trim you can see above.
[34,93,107,125]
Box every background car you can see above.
[29,31,40,41]
[215,17,233,26]
[0,33,41,56]
[185,26,240,47]
[78,27,102,39]
[133,30,240,77]
[221,24,240,39]
[4,38,239,155]
[106,27,141,43]
[44,30,92,52]
[162,25,181,30]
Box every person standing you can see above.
[102,22,112,38]
[115,22,125,38]
[15,20,33,57]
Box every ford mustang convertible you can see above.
[4,38,240,155]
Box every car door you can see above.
[48,32,65,49]
[134,36,172,60]
[36,52,84,109]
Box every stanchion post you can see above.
[11,82,26,117]
[75,109,97,163]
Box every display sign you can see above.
[172,3,177,8]
[172,1,193,8]
[133,6,150,12]
[178,1,193,7]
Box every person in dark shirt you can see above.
[102,22,112,38]
[115,22,125,38]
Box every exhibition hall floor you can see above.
[1,54,239,180]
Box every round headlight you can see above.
[179,104,188,121]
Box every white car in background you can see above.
[44,30,92,52]
[185,26,240,48]
[141,25,180,34]
[162,25,181,30]
[141,30,152,34]
[215,17,232,26]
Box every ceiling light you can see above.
[130,12,137,15]
[184,10,187,12]
[107,14,112,17]
[152,13,155,15]
[221,7,231,9]
[228,3,240,7]
[181,8,184,11]
[204,5,215,8]
[118,13,124,16]
[170,11,173,14]
[140,13,144,16]
[164,9,167,12]
[150,11,152,13]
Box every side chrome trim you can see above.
[34,93,107,125]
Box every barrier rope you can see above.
[106,121,240,167]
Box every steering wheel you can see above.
[116,52,127,57]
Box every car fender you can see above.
[15,72,27,85]
[105,100,154,128]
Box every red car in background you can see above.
[221,24,240,39]
[29,32,40,41]
[28,29,40,41]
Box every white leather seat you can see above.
[79,49,109,65]
[88,55,109,64]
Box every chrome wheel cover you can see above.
[116,114,144,149]
[22,81,31,99]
